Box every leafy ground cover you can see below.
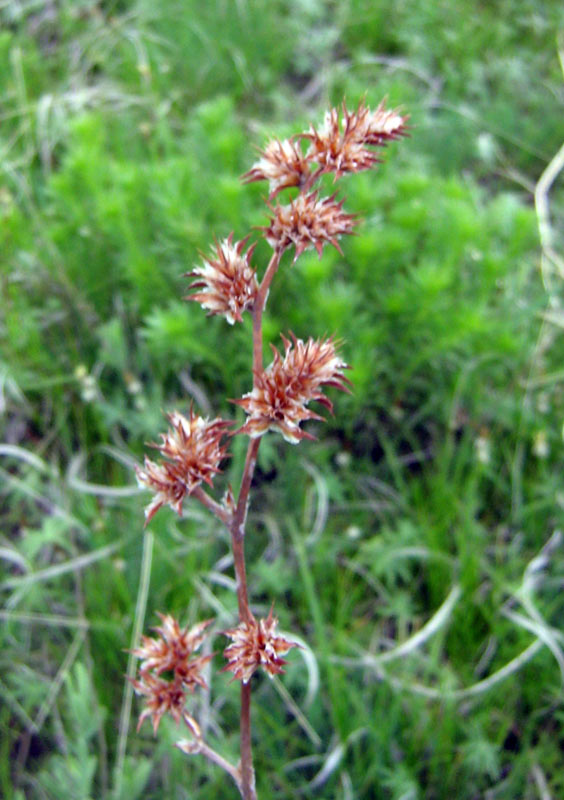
[1,1,564,798]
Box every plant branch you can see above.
[176,736,242,794]
[191,485,231,526]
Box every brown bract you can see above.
[222,607,299,684]
[234,334,351,444]
[185,234,259,325]
[135,409,231,524]
[301,99,408,178]
[130,615,212,735]
[264,191,357,260]
[242,138,311,198]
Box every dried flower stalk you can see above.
[132,97,407,799]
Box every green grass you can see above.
[1,1,564,798]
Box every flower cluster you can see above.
[244,99,408,194]
[300,99,408,178]
[130,615,212,735]
[136,409,231,524]
[235,334,351,443]
[264,191,357,260]
[243,138,310,197]
[223,608,298,684]
[185,234,259,325]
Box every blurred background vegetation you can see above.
[1,1,564,798]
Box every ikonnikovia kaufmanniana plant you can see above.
[132,99,408,799]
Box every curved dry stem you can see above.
[176,736,242,793]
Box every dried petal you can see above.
[234,334,351,443]
[136,409,231,524]
[185,234,258,324]
[223,608,299,683]
[264,191,357,261]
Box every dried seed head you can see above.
[136,409,231,524]
[301,99,408,178]
[242,138,311,197]
[132,615,212,687]
[130,614,212,736]
[223,607,299,683]
[185,234,259,325]
[130,673,188,735]
[234,334,351,443]
[264,191,357,260]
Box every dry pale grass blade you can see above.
[531,763,553,800]
[113,529,153,799]
[0,546,28,573]
[0,444,57,476]
[192,575,231,624]
[270,676,321,748]
[67,452,140,498]
[345,530,561,700]
[302,461,329,546]
[502,607,564,683]
[33,630,86,732]
[1,542,122,592]
[306,729,367,792]
[534,137,564,292]
[281,632,319,710]
[0,465,88,535]
[375,639,544,702]
[332,582,461,671]
[0,673,38,733]
[0,610,89,629]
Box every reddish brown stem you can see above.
[252,250,283,375]
[239,682,257,800]
[226,248,286,800]
[191,486,231,526]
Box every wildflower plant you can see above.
[132,98,408,798]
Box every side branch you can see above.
[191,486,232,526]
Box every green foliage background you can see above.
[1,1,564,798]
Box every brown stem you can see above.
[252,250,283,375]
[191,485,231,526]
[228,244,286,800]
[239,682,257,800]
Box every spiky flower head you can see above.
[242,138,311,198]
[223,607,299,683]
[132,615,212,686]
[234,334,351,444]
[185,234,259,325]
[130,673,189,735]
[301,99,408,178]
[136,409,231,524]
[264,191,357,260]
[130,614,212,735]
